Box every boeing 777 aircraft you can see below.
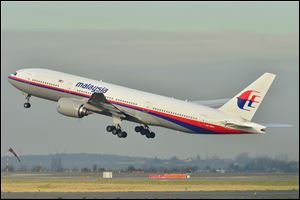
[8,69,285,139]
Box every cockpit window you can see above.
[13,72,17,76]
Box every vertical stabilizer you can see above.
[219,73,276,121]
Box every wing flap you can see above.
[87,93,125,117]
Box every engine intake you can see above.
[57,98,89,118]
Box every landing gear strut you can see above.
[135,125,155,139]
[24,94,31,108]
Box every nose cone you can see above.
[8,72,18,86]
[8,75,13,85]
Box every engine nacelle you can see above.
[57,98,89,118]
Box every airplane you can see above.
[7,68,287,139]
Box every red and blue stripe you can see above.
[8,75,250,134]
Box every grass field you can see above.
[2,179,299,192]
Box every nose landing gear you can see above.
[24,94,31,108]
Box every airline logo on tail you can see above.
[237,90,260,111]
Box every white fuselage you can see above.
[8,68,264,135]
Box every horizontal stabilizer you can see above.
[221,121,254,129]
[261,123,293,128]
[192,98,230,108]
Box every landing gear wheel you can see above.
[106,125,114,132]
[108,119,128,138]
[135,126,142,132]
[122,132,127,138]
[150,132,155,138]
[140,129,146,135]
[144,129,151,137]
[112,128,118,135]
[117,130,123,138]
[24,102,31,108]
[24,94,31,108]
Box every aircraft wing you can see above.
[84,93,126,118]
[191,98,230,108]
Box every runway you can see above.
[2,172,298,198]
[1,190,299,199]
[2,172,298,181]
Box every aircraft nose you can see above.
[8,71,18,86]
[8,75,14,85]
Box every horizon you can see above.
[2,151,298,162]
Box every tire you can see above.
[117,130,123,138]
[112,128,118,135]
[140,128,146,135]
[122,132,127,138]
[106,126,113,132]
[146,133,151,138]
[24,103,31,108]
[135,126,142,132]
[150,132,155,138]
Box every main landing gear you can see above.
[106,125,128,138]
[106,116,128,138]
[135,125,155,139]
[105,124,155,139]
[24,94,31,108]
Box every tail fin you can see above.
[219,73,276,121]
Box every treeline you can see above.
[1,153,299,173]
[228,157,299,173]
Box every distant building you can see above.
[103,171,113,178]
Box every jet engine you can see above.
[57,98,89,118]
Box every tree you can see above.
[3,165,15,172]
[127,165,136,172]
[18,165,28,172]
[50,156,63,172]
[81,167,91,172]
[31,165,43,172]
[92,164,98,172]
[169,156,180,164]
[196,155,202,161]
[236,152,251,166]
